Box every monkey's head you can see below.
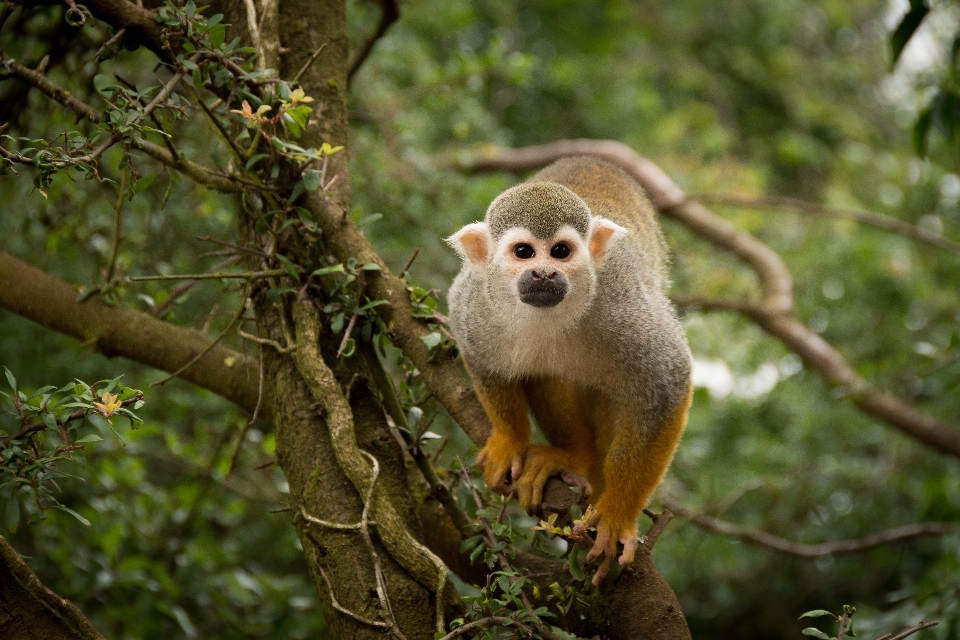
[447,182,626,324]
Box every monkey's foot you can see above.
[477,433,527,495]
[515,445,592,511]
[574,499,640,586]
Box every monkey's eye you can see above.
[513,244,535,259]
[550,243,571,259]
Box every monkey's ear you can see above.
[588,217,628,261]
[446,222,492,267]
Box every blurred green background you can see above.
[2,0,959,638]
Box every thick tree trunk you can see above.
[232,0,445,636]
[0,536,106,640]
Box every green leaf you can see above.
[799,610,837,620]
[890,1,929,65]
[311,264,346,277]
[330,313,345,334]
[276,254,301,282]
[469,541,486,564]
[245,153,270,170]
[4,367,15,392]
[421,332,443,350]
[131,174,156,195]
[287,105,312,132]
[301,169,322,193]
[208,23,226,48]
[75,434,104,444]
[356,213,383,228]
[459,535,483,553]
[93,74,114,93]
[568,548,586,581]
[5,493,20,532]
[25,385,56,400]
[801,629,832,640]
[54,505,91,526]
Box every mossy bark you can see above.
[229,0,447,636]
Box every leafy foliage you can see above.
[1,368,142,528]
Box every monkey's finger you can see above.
[618,534,638,567]
[559,470,592,500]
[515,476,535,510]
[510,455,524,486]
[585,525,610,564]
[476,450,488,466]
[591,541,617,587]
[528,466,554,508]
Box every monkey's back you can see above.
[528,156,669,290]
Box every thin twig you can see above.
[837,606,853,640]
[151,288,250,386]
[300,506,367,531]
[882,621,939,640]
[336,313,358,358]
[242,0,262,69]
[662,497,957,557]
[238,328,296,354]
[95,27,127,59]
[129,268,288,282]
[362,346,473,534]
[152,255,243,316]
[696,193,960,256]
[104,168,129,283]
[640,508,674,551]
[293,42,328,83]
[400,248,419,278]
[227,344,264,476]
[196,235,271,259]
[314,562,389,629]
[437,616,535,640]
[347,0,400,82]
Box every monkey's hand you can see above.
[476,432,526,494]
[515,445,592,512]
[575,498,640,587]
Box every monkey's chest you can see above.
[483,323,603,384]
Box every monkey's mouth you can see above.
[517,269,568,308]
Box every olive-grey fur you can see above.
[447,155,691,432]
[487,182,591,240]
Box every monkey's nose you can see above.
[531,269,558,280]
[518,269,567,307]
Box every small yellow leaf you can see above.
[230,100,255,119]
[289,87,314,104]
[255,104,273,117]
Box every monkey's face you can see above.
[494,225,591,313]
[448,215,627,329]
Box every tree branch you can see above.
[347,0,399,83]
[0,250,269,421]
[304,191,491,446]
[0,53,101,121]
[696,193,960,256]
[455,141,960,461]
[291,298,452,631]
[661,497,957,557]
[0,52,241,192]
[0,535,106,640]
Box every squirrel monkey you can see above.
[446,156,692,584]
